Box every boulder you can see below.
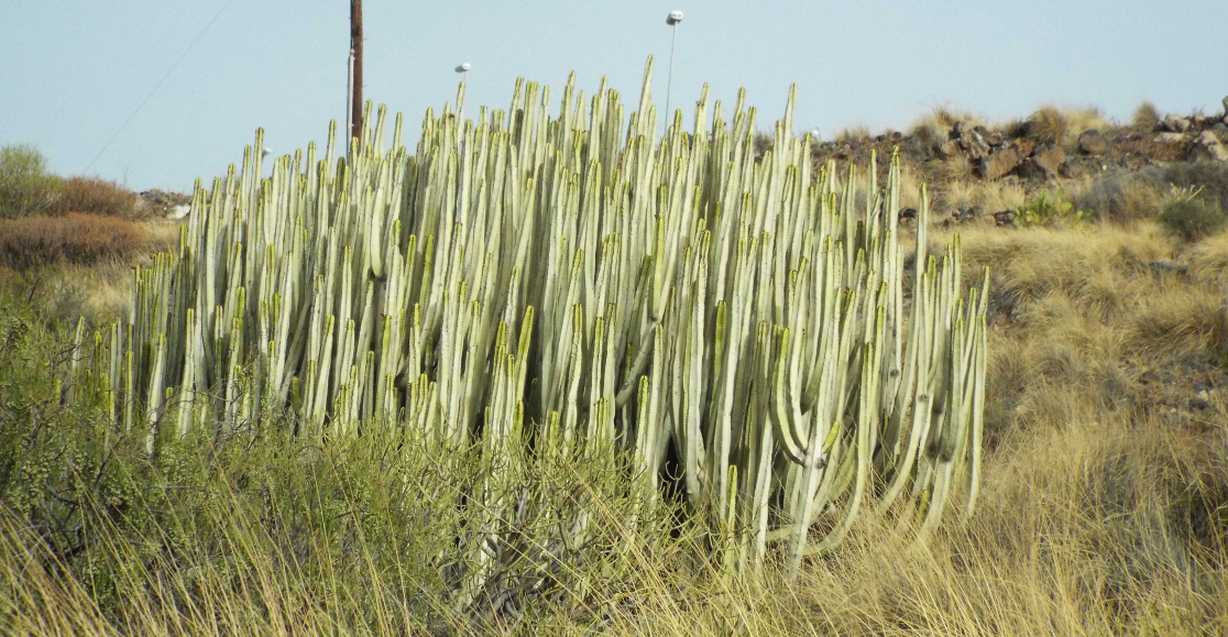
[1154,132,1187,144]
[1192,115,1219,129]
[1060,157,1096,179]
[953,122,993,160]
[1015,144,1066,180]
[1077,129,1108,155]
[1162,115,1191,133]
[139,188,191,217]
[1188,130,1228,161]
[952,206,981,223]
[973,125,1004,147]
[975,144,1026,180]
[932,139,960,160]
[993,210,1015,227]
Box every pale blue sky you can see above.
[2,1,1225,191]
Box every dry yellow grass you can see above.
[2,221,1225,635]
[1189,230,1228,282]
[1133,102,1162,131]
[0,219,179,321]
[1012,105,1111,148]
[833,125,872,145]
[908,106,987,145]
[938,177,1028,213]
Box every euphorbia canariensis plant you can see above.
[70,59,988,583]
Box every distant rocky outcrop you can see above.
[805,96,1228,196]
[138,189,192,219]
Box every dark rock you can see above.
[1191,115,1217,129]
[953,206,981,223]
[962,135,992,160]
[976,149,1020,179]
[1012,138,1036,157]
[952,121,993,159]
[1077,129,1108,155]
[993,209,1015,226]
[932,139,959,160]
[1015,144,1066,180]
[976,141,1031,179]
[898,207,917,224]
[1189,397,1211,411]
[974,125,1003,147]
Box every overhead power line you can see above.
[83,0,235,174]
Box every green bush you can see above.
[0,145,61,218]
[0,292,684,631]
[1159,196,1227,241]
[1017,191,1094,227]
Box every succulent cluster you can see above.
[68,59,988,577]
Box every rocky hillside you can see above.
[793,96,1228,227]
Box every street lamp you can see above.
[664,10,684,127]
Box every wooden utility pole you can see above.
[350,0,364,146]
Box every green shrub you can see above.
[0,145,61,218]
[0,293,680,630]
[1159,196,1226,241]
[1017,191,1094,226]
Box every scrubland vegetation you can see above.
[2,73,1228,634]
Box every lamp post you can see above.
[664,10,684,126]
